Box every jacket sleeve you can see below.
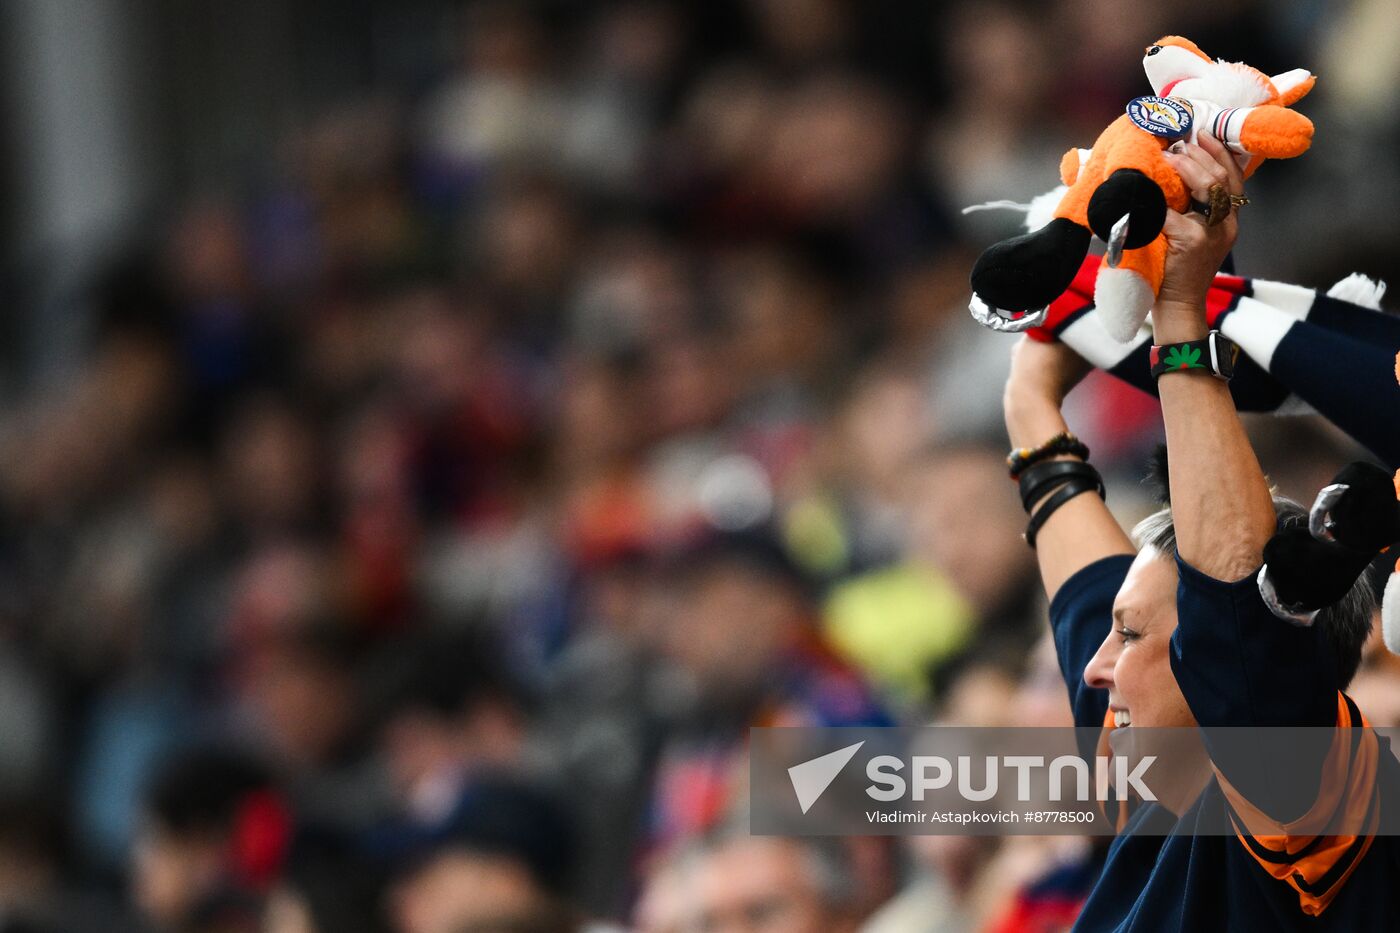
[1170,554,1343,824]
[1169,554,1337,729]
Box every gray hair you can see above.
[1131,498,1375,686]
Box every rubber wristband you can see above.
[1149,331,1239,381]
[1025,477,1103,549]
[1007,433,1091,479]
[1018,460,1103,513]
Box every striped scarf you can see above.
[1023,255,1400,467]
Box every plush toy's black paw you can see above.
[1262,528,1374,612]
[1318,462,1400,552]
[1087,169,1166,249]
[970,218,1092,312]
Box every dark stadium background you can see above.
[0,1,1396,931]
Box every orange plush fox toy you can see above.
[970,36,1316,341]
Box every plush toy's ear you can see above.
[1059,148,1090,186]
[1270,68,1316,106]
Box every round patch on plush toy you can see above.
[1126,96,1193,140]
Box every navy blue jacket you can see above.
[1051,554,1400,931]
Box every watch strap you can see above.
[1150,331,1239,380]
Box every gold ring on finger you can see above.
[1229,194,1250,210]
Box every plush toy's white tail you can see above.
[1383,572,1400,655]
[1095,268,1154,343]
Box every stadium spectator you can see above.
[640,829,863,933]
[131,749,290,933]
[646,529,890,848]
[383,778,595,933]
[1005,135,1395,928]
[373,631,530,826]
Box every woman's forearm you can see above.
[1004,378,1134,601]
[1155,301,1277,579]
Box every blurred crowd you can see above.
[2,1,1399,931]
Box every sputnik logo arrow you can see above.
[788,741,865,814]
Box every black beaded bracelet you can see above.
[1007,432,1090,479]
[1025,477,1104,549]
[1018,459,1104,513]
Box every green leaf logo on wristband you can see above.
[1162,345,1204,370]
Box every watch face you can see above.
[1211,332,1239,379]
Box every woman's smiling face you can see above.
[1084,548,1197,730]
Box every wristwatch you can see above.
[1149,331,1239,381]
